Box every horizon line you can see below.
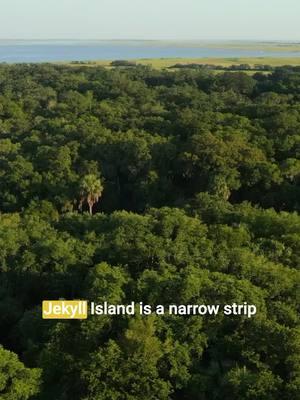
[0,38,300,43]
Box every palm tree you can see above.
[79,174,103,215]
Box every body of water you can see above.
[0,40,300,63]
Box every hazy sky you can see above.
[0,0,299,41]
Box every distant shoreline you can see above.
[1,39,300,48]
[60,57,300,70]
[0,39,300,43]
[1,41,300,64]
[1,57,300,69]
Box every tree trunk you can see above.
[88,201,93,215]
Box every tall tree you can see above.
[79,174,103,215]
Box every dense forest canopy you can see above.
[0,63,299,400]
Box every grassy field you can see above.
[129,57,300,68]
[64,56,300,70]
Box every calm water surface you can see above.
[0,40,300,63]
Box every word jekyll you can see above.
[42,300,88,319]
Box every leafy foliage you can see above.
[0,64,299,399]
